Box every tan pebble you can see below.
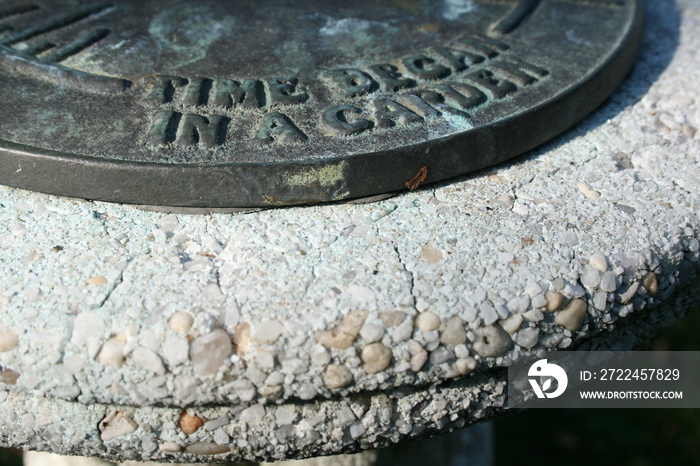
[97,336,126,368]
[440,316,467,345]
[545,291,566,312]
[452,357,477,377]
[555,298,587,331]
[589,253,608,273]
[184,442,231,456]
[169,311,194,334]
[323,364,354,389]
[234,322,250,356]
[521,235,534,247]
[499,314,524,334]
[259,385,284,400]
[379,311,407,328]
[316,309,368,349]
[159,442,182,453]
[472,325,513,358]
[361,343,392,374]
[682,124,696,139]
[414,312,441,332]
[643,272,658,296]
[410,350,428,372]
[179,410,205,435]
[420,244,443,264]
[98,410,138,442]
[0,320,19,352]
[576,181,601,200]
[86,275,108,286]
[0,368,20,385]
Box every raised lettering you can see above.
[434,46,485,72]
[368,64,414,92]
[453,35,510,58]
[210,78,264,109]
[373,98,423,128]
[405,89,469,117]
[321,105,372,136]
[254,112,307,144]
[146,110,179,145]
[266,77,309,106]
[433,82,487,110]
[466,69,516,99]
[489,58,549,86]
[324,68,377,97]
[182,77,213,106]
[176,114,228,148]
[398,94,442,119]
[147,75,187,104]
[403,55,450,80]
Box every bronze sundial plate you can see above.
[0,0,642,207]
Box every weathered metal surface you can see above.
[0,0,642,207]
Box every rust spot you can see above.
[179,410,205,435]
[405,166,428,191]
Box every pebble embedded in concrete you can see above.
[189,330,232,377]
[545,291,565,312]
[323,364,354,389]
[440,316,467,345]
[0,320,18,352]
[415,312,441,332]
[169,312,194,334]
[316,309,368,349]
[555,299,588,331]
[472,325,513,358]
[98,411,138,442]
[98,336,126,368]
[361,343,392,374]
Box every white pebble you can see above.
[515,328,540,349]
[580,266,601,289]
[132,347,165,375]
[600,272,618,292]
[360,323,385,343]
[189,330,232,376]
[253,320,284,343]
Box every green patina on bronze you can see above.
[0,0,642,207]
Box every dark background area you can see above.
[495,307,700,466]
[1,308,698,466]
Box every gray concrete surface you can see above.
[0,0,698,463]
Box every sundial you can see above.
[0,0,642,207]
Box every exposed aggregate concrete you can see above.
[0,0,699,462]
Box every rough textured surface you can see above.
[0,0,699,463]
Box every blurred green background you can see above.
[1,308,698,466]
